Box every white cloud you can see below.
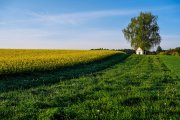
[34,9,136,25]
[0,5,178,26]
[0,9,138,26]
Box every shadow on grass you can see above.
[0,53,129,92]
[121,97,142,106]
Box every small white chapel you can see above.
[136,47,144,55]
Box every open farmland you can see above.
[0,49,121,75]
[0,51,179,119]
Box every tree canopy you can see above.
[122,12,161,50]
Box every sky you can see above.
[0,0,180,50]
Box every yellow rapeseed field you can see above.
[0,49,121,75]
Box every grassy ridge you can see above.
[0,55,179,119]
[0,49,120,75]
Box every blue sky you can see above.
[0,0,180,50]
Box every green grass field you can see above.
[0,51,179,119]
[160,55,180,77]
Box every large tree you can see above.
[122,12,161,50]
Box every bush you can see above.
[158,49,180,56]
[172,52,179,56]
[159,52,166,55]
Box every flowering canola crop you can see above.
[0,49,121,75]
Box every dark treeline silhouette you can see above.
[90,48,135,54]
[90,47,180,56]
